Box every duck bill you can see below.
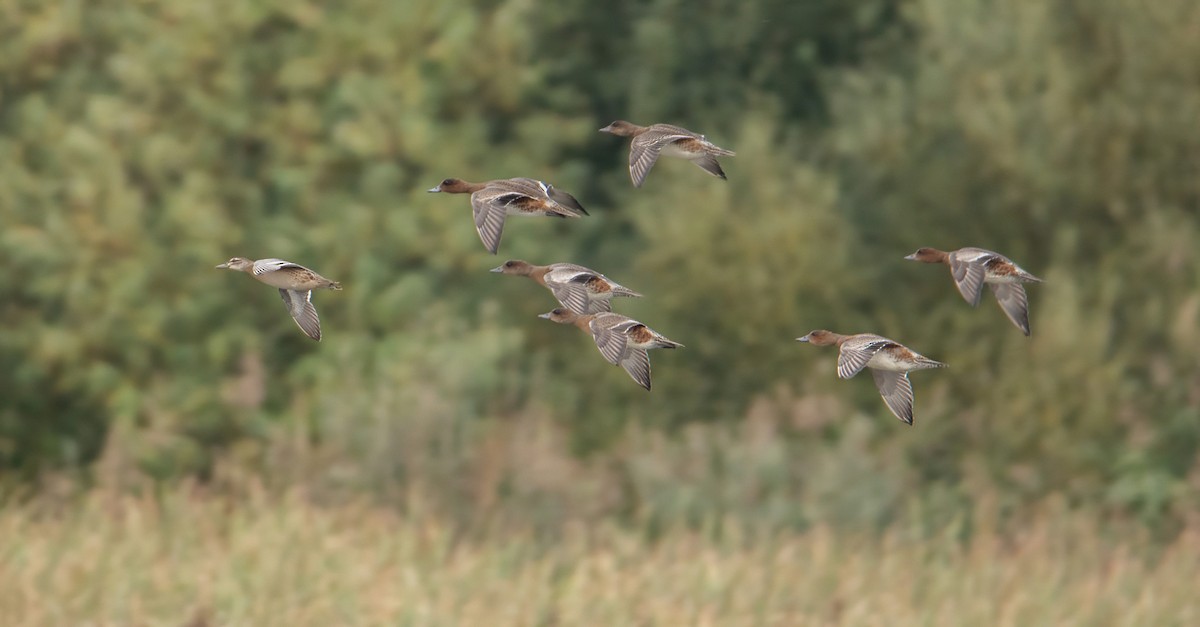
[598,124,613,133]
[903,253,918,261]
[537,312,553,319]
[489,265,505,273]
[796,336,810,343]
[426,186,442,193]
[215,262,230,269]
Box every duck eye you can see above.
[505,261,515,267]
[442,178,453,186]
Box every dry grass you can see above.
[0,488,1196,626]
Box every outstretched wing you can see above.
[619,349,653,390]
[991,283,1031,336]
[549,282,609,314]
[470,191,510,254]
[871,370,915,425]
[629,130,693,188]
[949,257,987,306]
[837,337,894,379]
[279,289,321,341]
[546,267,613,314]
[591,321,630,365]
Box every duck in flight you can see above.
[428,177,587,254]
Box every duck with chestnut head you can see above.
[539,308,682,391]
[491,260,642,314]
[797,330,945,425]
[905,246,1042,336]
[427,177,587,254]
[599,120,735,188]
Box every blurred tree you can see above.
[0,0,1196,535]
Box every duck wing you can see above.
[278,289,322,341]
[871,370,915,425]
[629,128,695,188]
[991,283,1031,336]
[836,335,896,379]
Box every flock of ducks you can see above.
[218,120,1042,425]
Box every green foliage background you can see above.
[1,0,1197,534]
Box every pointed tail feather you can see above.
[915,356,947,370]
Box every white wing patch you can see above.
[253,258,302,276]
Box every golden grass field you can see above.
[1,487,1196,627]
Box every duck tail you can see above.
[549,206,587,219]
[710,145,736,157]
[918,356,947,369]
[328,281,343,290]
[654,337,684,349]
